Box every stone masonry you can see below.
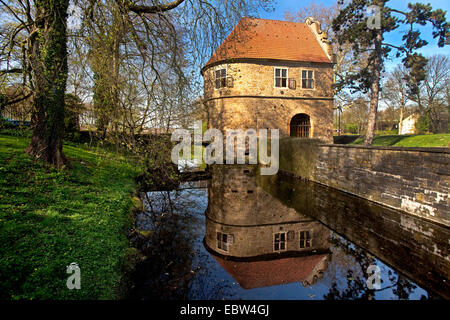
[202,18,334,143]
[278,138,450,227]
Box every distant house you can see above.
[1,85,32,123]
[201,17,335,143]
[399,114,420,135]
[78,103,96,130]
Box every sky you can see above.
[257,0,450,72]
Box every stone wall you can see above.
[278,139,450,227]
[259,172,450,298]
[203,61,333,99]
[203,60,334,143]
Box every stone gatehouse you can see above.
[202,17,335,143]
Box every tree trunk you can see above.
[364,30,383,146]
[26,0,69,167]
[398,103,404,134]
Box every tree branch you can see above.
[0,68,23,75]
[2,92,32,107]
[126,0,185,14]
[381,42,408,54]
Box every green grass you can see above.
[349,134,450,147]
[0,134,140,299]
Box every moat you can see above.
[129,165,449,300]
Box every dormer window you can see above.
[215,68,227,88]
[274,68,288,88]
[302,70,314,89]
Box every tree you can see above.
[411,54,449,133]
[340,96,369,134]
[382,64,410,133]
[25,0,69,167]
[332,0,448,145]
[0,85,33,122]
[64,93,83,140]
[284,1,370,110]
[0,0,273,166]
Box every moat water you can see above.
[129,165,449,300]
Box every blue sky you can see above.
[257,0,449,71]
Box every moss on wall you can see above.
[278,137,321,179]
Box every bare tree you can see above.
[284,1,370,134]
[382,65,410,133]
[411,54,449,133]
[0,0,273,166]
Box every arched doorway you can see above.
[290,114,311,138]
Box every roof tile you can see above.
[204,17,331,69]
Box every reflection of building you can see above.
[205,165,331,288]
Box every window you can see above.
[217,232,233,251]
[273,232,287,251]
[274,68,288,88]
[301,70,314,89]
[300,230,312,248]
[215,68,227,88]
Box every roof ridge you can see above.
[202,17,332,71]
[240,16,306,25]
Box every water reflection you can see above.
[131,165,449,300]
[205,165,331,289]
[258,170,449,299]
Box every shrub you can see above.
[0,126,32,137]
[0,117,15,129]
[64,93,83,142]
[415,114,430,134]
[344,123,358,134]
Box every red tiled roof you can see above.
[203,17,331,70]
[214,254,329,289]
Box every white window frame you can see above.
[301,69,315,90]
[273,232,287,252]
[214,66,227,89]
[217,231,231,252]
[299,230,312,248]
[274,67,288,88]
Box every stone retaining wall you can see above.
[279,139,450,227]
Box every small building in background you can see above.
[399,114,420,135]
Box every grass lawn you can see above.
[0,133,140,299]
[348,133,450,147]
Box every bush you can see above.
[0,117,15,129]
[135,136,180,191]
[0,126,32,137]
[64,93,83,142]
[415,114,430,134]
[344,123,358,134]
